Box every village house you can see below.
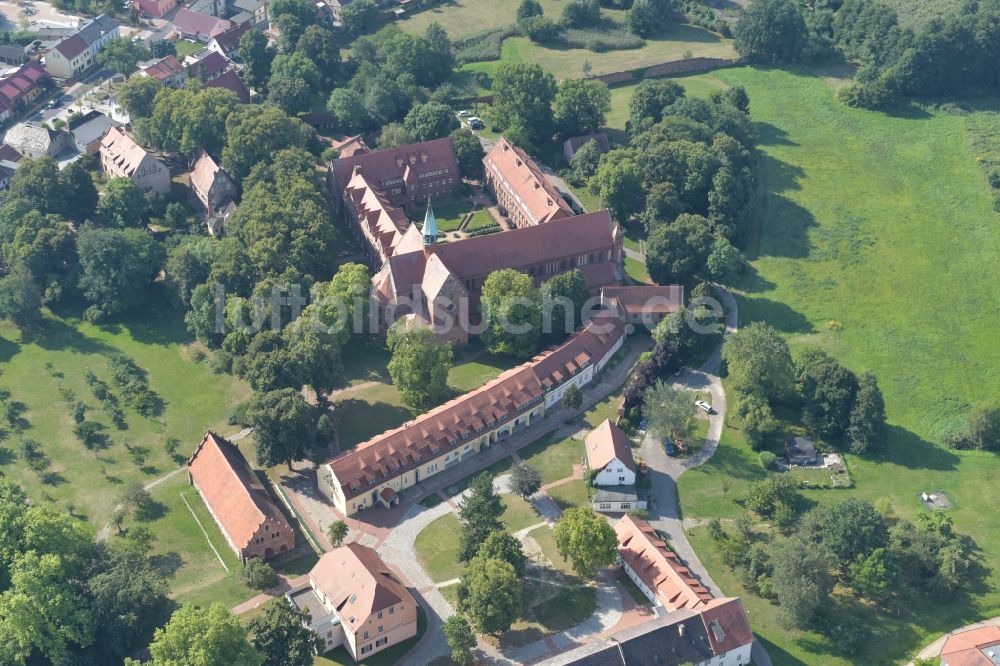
[43,14,120,79]
[0,144,23,190]
[0,60,51,122]
[940,625,1000,666]
[172,8,234,42]
[600,285,685,328]
[586,419,646,513]
[563,132,611,161]
[330,134,370,158]
[318,313,627,515]
[206,24,249,58]
[232,0,269,26]
[287,543,418,660]
[484,137,574,229]
[99,127,171,195]
[4,121,72,159]
[202,68,251,102]
[68,110,116,156]
[184,49,231,82]
[137,55,187,88]
[190,148,238,218]
[786,436,818,466]
[187,432,295,563]
[0,44,29,66]
[136,0,179,17]
[540,602,754,666]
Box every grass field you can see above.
[465,208,498,231]
[502,494,543,532]
[459,28,734,83]
[518,431,582,484]
[393,0,564,39]
[546,479,590,511]
[0,298,251,530]
[414,513,464,582]
[668,65,1000,664]
[411,196,475,233]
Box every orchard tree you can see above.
[403,101,459,141]
[442,615,476,665]
[478,530,527,576]
[552,78,610,138]
[643,381,697,441]
[450,127,485,179]
[509,462,542,500]
[244,388,318,469]
[553,507,617,577]
[247,599,323,666]
[386,323,454,408]
[733,0,808,63]
[458,556,522,635]
[721,321,795,403]
[457,473,505,562]
[135,604,263,666]
[480,269,542,359]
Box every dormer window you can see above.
[420,153,428,163]
[396,157,403,167]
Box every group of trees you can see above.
[712,495,972,652]
[733,0,1000,109]
[514,0,672,51]
[722,322,887,455]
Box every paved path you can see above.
[636,286,772,666]
[231,574,309,614]
[907,616,1000,664]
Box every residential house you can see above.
[136,0,179,17]
[232,0,269,26]
[0,146,22,189]
[43,14,120,79]
[586,419,644,513]
[99,127,171,195]
[188,432,295,563]
[137,55,187,87]
[600,285,685,328]
[329,134,370,158]
[206,24,248,58]
[484,137,574,229]
[190,148,237,216]
[189,0,225,15]
[4,121,72,159]
[202,68,250,102]
[539,602,754,666]
[563,132,611,162]
[785,436,818,466]
[0,44,29,66]
[184,49,230,82]
[287,544,418,660]
[318,313,627,515]
[0,60,51,121]
[68,110,116,156]
[172,8,234,42]
[940,625,1000,666]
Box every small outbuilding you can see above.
[785,436,818,466]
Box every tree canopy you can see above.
[553,507,618,577]
[480,269,542,358]
[386,323,454,408]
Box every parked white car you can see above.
[695,400,713,414]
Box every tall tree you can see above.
[770,535,834,629]
[643,381,697,441]
[243,388,318,469]
[480,269,542,359]
[98,177,148,228]
[239,29,276,91]
[6,157,65,214]
[77,228,165,321]
[340,0,378,38]
[628,79,685,130]
[296,25,341,90]
[247,599,323,666]
[403,101,460,141]
[509,462,542,500]
[97,36,150,74]
[552,78,610,139]
[721,321,795,403]
[645,213,716,286]
[222,105,315,183]
[800,360,859,443]
[118,75,162,119]
[848,372,886,455]
[0,264,42,328]
[450,128,485,179]
[457,556,522,635]
[135,604,263,666]
[442,615,476,665]
[457,473,505,562]
[478,530,527,576]
[267,52,322,114]
[553,507,618,577]
[733,0,808,62]
[542,268,589,338]
[490,63,557,145]
[58,160,98,222]
[629,0,672,37]
[386,323,454,408]
[589,148,644,222]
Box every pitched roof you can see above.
[601,285,684,318]
[55,14,119,60]
[186,49,230,78]
[614,611,716,666]
[187,432,292,551]
[202,68,250,103]
[209,23,248,54]
[700,597,754,656]
[326,315,626,500]
[4,122,67,156]
[941,626,1000,666]
[139,54,184,81]
[0,143,23,162]
[100,126,162,177]
[172,8,233,37]
[615,514,714,611]
[586,419,635,473]
[68,110,115,146]
[330,134,370,158]
[190,148,226,194]
[564,132,611,156]
[309,543,414,630]
[485,136,574,225]
[331,137,459,199]
[383,210,620,296]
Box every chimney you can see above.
[353,164,362,175]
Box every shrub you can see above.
[759,451,777,470]
[453,26,518,64]
[242,558,278,590]
[563,26,644,51]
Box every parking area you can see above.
[0,0,81,28]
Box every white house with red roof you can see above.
[43,14,119,79]
[586,419,636,486]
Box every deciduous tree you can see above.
[733,0,808,62]
[458,473,505,562]
[77,228,165,321]
[244,388,318,469]
[458,556,521,635]
[248,599,323,666]
[490,63,557,145]
[478,530,527,576]
[480,269,542,359]
[327,520,348,548]
[136,604,263,666]
[386,323,453,408]
[0,264,41,328]
[450,127,485,179]
[442,615,476,665]
[552,78,610,139]
[721,321,795,403]
[643,381,697,441]
[553,507,617,577]
[403,101,459,141]
[509,462,542,500]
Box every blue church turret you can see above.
[422,198,438,246]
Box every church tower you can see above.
[422,198,438,247]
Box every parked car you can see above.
[663,439,676,456]
[695,400,712,414]
[457,109,471,117]
[467,117,485,129]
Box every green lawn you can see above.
[141,473,253,609]
[441,454,513,496]
[339,336,390,385]
[332,382,416,450]
[673,65,1000,664]
[414,196,475,233]
[526,525,575,576]
[624,256,652,284]
[0,300,250,529]
[546,479,590,512]
[583,387,624,429]
[414,512,464,583]
[518,432,582,484]
[393,0,565,39]
[502,493,543,532]
[316,607,427,666]
[447,353,518,393]
[617,572,650,606]
[465,208,498,231]
[173,38,203,58]
[458,25,735,82]
[883,0,963,27]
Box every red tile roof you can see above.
[172,8,233,37]
[941,626,1000,666]
[585,419,635,472]
[202,68,250,103]
[54,35,89,61]
[601,285,684,317]
[331,137,459,200]
[187,432,292,551]
[326,315,626,500]
[615,514,715,611]
[485,137,574,225]
[140,55,184,81]
[330,134,370,158]
[209,23,248,54]
[309,543,415,631]
[700,597,754,655]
